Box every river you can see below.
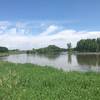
[0,52,100,72]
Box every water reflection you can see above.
[68,53,72,64]
[76,54,100,66]
[34,52,61,60]
[0,53,100,72]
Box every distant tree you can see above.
[36,45,66,54]
[0,47,8,53]
[26,50,33,54]
[32,48,36,53]
[67,43,72,52]
[97,38,100,52]
[76,38,99,52]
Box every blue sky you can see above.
[0,0,100,49]
[0,0,100,30]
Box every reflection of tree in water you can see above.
[68,53,72,64]
[97,55,100,66]
[36,52,61,60]
[76,54,100,66]
[0,57,6,60]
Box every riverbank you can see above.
[0,62,100,100]
[0,51,26,57]
[0,53,9,57]
[73,51,100,55]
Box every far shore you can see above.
[0,53,9,57]
[0,51,25,57]
[1,51,100,57]
[74,52,100,55]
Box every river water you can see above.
[0,52,100,72]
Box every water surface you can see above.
[0,53,100,72]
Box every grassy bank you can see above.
[0,51,25,57]
[0,62,100,100]
[0,53,9,57]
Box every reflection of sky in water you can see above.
[0,53,100,72]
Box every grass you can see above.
[0,53,9,57]
[0,51,25,57]
[0,62,100,100]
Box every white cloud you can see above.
[39,25,58,36]
[0,21,100,50]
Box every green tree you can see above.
[0,47,8,53]
[76,39,98,52]
[97,38,100,52]
[67,43,72,52]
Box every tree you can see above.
[35,45,66,54]
[67,43,72,52]
[97,38,100,52]
[0,47,8,53]
[76,38,99,52]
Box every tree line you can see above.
[1,38,100,53]
[75,38,100,52]
[27,45,66,54]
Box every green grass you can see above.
[0,62,100,100]
[0,52,25,57]
[0,53,9,57]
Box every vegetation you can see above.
[0,62,100,100]
[0,47,9,56]
[75,38,100,52]
[0,47,26,56]
[27,45,67,54]
[0,53,9,57]
[0,47,8,53]
[97,38,100,51]
[67,42,73,53]
[26,49,36,54]
[26,38,100,54]
[36,45,66,54]
[9,49,26,54]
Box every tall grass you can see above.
[0,61,100,100]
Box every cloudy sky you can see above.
[0,0,100,50]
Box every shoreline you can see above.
[74,52,100,55]
[0,53,9,57]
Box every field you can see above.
[0,62,100,100]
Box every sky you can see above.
[0,0,100,50]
